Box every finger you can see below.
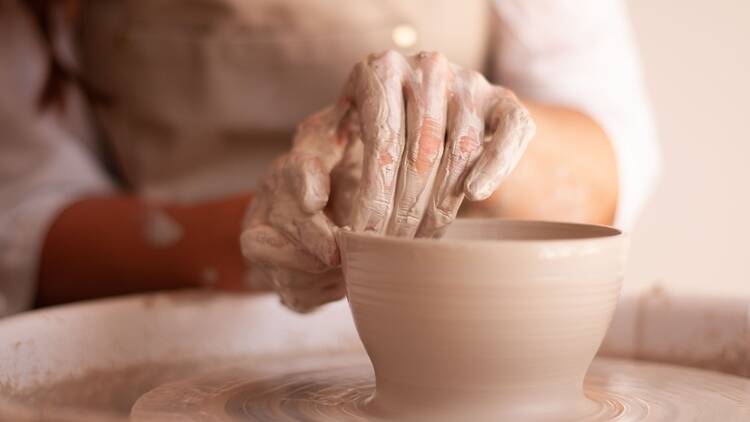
[464,90,536,201]
[329,135,364,227]
[292,104,352,167]
[281,286,346,313]
[284,153,331,214]
[240,224,327,273]
[267,263,344,291]
[295,212,340,267]
[386,51,449,237]
[243,186,273,227]
[263,179,340,268]
[247,263,274,290]
[252,153,337,267]
[345,50,408,233]
[321,279,347,300]
[273,268,346,313]
[289,106,357,213]
[416,75,484,237]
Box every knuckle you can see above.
[411,136,442,173]
[394,206,423,225]
[369,49,402,66]
[507,106,524,124]
[433,205,456,227]
[449,149,467,163]
[416,51,447,67]
[472,76,490,96]
[493,85,517,101]
[367,138,402,171]
[508,105,533,132]
[298,153,324,172]
[452,126,481,158]
[359,195,390,217]
[463,69,487,89]
[450,75,485,110]
[284,153,322,180]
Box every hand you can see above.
[343,50,535,237]
[240,106,359,312]
[241,50,535,312]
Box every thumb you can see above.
[286,154,331,213]
[289,105,359,214]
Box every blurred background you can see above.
[627,0,749,294]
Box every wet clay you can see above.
[341,51,535,238]
[337,219,628,420]
[240,105,355,312]
[241,50,535,312]
[130,352,750,421]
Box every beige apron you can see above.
[78,0,491,202]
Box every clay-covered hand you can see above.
[242,50,535,313]
[240,106,359,312]
[344,50,536,237]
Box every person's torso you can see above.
[79,0,492,201]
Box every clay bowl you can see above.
[338,219,628,421]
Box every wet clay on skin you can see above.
[241,50,535,312]
[340,51,535,238]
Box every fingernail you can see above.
[465,177,493,201]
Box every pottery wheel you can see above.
[131,353,750,421]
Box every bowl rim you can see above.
[338,218,625,249]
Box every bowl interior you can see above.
[441,219,621,241]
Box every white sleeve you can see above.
[492,0,661,229]
[0,1,114,316]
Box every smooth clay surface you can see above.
[338,219,629,421]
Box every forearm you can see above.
[36,193,253,306]
[462,100,618,225]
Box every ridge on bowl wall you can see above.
[338,219,628,421]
